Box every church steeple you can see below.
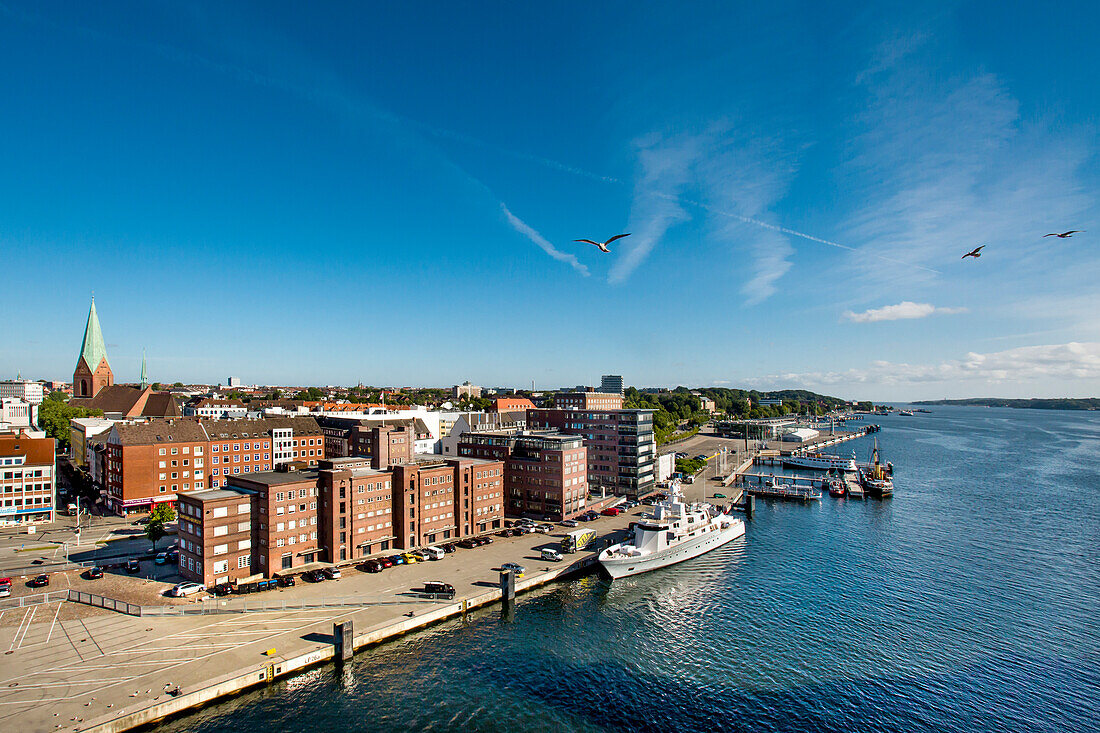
[140,349,148,389]
[79,297,109,373]
[73,297,114,398]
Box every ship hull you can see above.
[782,455,857,472]
[598,519,746,580]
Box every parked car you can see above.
[561,519,579,528]
[479,536,494,544]
[496,529,511,537]
[541,548,563,562]
[601,507,621,517]
[440,543,457,553]
[694,454,708,461]
[675,452,688,459]
[208,583,234,596]
[457,539,478,549]
[125,559,141,573]
[422,581,456,599]
[29,574,50,587]
[303,569,327,582]
[378,556,396,568]
[424,546,445,560]
[361,559,383,573]
[713,492,727,499]
[85,566,104,579]
[388,554,407,565]
[500,562,526,577]
[170,582,205,597]
[131,517,149,526]
[322,567,341,580]
[276,575,296,587]
[0,586,9,598]
[166,549,180,563]
[402,553,421,564]
[0,577,11,591]
[536,524,554,534]
[155,552,168,565]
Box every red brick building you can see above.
[229,470,321,574]
[457,431,588,519]
[177,487,256,587]
[102,416,324,515]
[391,456,504,548]
[317,457,396,562]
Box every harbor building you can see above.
[554,389,624,411]
[528,407,655,499]
[101,416,324,515]
[177,486,256,588]
[228,470,323,573]
[317,458,396,562]
[456,431,588,520]
[0,429,56,525]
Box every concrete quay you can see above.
[0,510,642,733]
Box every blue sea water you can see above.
[158,407,1100,732]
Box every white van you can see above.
[424,546,445,560]
[540,548,563,562]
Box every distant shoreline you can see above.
[910,398,1100,411]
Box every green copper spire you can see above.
[140,349,148,388]
[79,297,109,371]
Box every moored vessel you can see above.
[858,438,894,497]
[783,451,857,472]
[598,482,745,580]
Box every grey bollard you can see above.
[334,620,353,661]
[500,570,515,604]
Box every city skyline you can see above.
[1,3,1098,400]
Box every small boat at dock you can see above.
[858,439,894,498]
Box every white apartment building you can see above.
[0,379,45,405]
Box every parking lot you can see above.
[0,508,644,732]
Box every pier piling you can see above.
[334,621,354,662]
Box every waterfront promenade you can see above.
[0,509,642,733]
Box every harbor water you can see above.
[158,407,1100,732]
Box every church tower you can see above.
[73,297,114,398]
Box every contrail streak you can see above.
[655,193,943,275]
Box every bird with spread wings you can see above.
[575,233,631,252]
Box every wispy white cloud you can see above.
[843,301,967,323]
[746,342,1100,390]
[608,133,698,285]
[609,126,805,303]
[500,204,589,276]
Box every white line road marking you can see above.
[0,607,363,710]
[8,606,36,652]
[44,602,63,644]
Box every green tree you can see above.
[172,382,184,388]
[38,396,102,448]
[145,503,177,551]
[151,382,162,391]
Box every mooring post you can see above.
[334,620,353,662]
[744,494,755,518]
[500,569,515,605]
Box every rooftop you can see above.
[182,487,256,502]
[227,470,320,487]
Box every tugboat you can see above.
[598,481,745,580]
[823,469,846,497]
[858,439,894,497]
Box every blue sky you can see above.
[1,1,1097,400]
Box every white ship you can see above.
[782,451,857,472]
[597,483,745,580]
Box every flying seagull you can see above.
[1043,230,1082,238]
[574,233,631,252]
[961,245,985,259]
